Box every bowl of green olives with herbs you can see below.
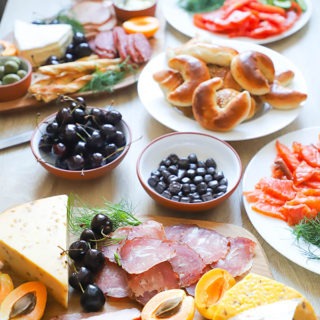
[0,56,32,102]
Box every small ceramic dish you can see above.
[113,0,157,21]
[0,56,32,102]
[136,132,242,211]
[30,109,132,180]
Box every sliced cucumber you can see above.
[295,0,307,11]
[273,0,292,9]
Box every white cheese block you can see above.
[0,195,69,308]
[14,20,73,66]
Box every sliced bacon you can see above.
[212,237,256,277]
[95,260,129,298]
[168,242,206,287]
[127,261,180,305]
[165,224,229,264]
[119,238,176,274]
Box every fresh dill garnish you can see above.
[67,194,141,235]
[56,12,84,34]
[178,0,225,12]
[80,59,138,93]
[293,214,320,260]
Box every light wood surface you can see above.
[0,0,319,316]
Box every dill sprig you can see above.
[67,194,141,235]
[56,12,85,34]
[80,59,138,93]
[293,213,320,260]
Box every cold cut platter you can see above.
[0,195,271,319]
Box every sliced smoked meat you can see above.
[119,238,176,274]
[127,261,180,305]
[165,224,229,264]
[94,30,117,58]
[212,237,256,277]
[168,242,206,287]
[113,26,128,60]
[95,260,129,298]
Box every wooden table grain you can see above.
[0,0,319,315]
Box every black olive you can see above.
[80,284,105,312]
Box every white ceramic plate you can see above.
[160,0,312,45]
[242,127,320,275]
[137,39,307,141]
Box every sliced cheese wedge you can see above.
[211,273,317,320]
[0,195,69,308]
[14,20,73,66]
[229,299,302,320]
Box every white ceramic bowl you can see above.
[136,132,242,211]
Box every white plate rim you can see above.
[242,126,320,275]
[160,0,312,45]
[137,39,307,141]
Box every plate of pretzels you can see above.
[137,38,308,141]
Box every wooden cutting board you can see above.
[41,215,272,319]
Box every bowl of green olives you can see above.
[0,56,32,102]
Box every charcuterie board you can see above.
[4,211,271,320]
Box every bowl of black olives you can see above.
[0,56,32,102]
[31,96,131,180]
[136,132,242,211]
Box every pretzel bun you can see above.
[168,41,238,67]
[260,81,307,110]
[192,77,252,132]
[231,50,275,95]
[164,54,210,107]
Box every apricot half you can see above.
[195,268,236,319]
[141,289,195,320]
[0,273,14,304]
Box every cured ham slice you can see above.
[165,224,229,264]
[95,260,129,298]
[120,238,176,274]
[113,26,128,60]
[168,242,206,287]
[212,237,256,277]
[126,33,152,64]
[127,261,180,305]
[94,30,117,58]
[50,308,141,319]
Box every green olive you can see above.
[17,69,27,79]
[2,73,21,85]
[0,65,4,79]
[4,60,19,74]
[7,56,21,66]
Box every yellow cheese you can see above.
[0,195,68,308]
[211,273,317,320]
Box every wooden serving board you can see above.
[41,215,272,320]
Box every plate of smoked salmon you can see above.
[243,127,320,275]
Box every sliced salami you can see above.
[132,33,152,63]
[94,30,117,58]
[168,242,206,287]
[119,238,176,274]
[113,26,128,60]
[127,261,180,305]
[165,224,229,264]
[95,260,129,298]
[212,237,256,277]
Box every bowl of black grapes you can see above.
[136,132,242,211]
[31,95,131,180]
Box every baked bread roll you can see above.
[168,41,239,67]
[159,54,210,107]
[153,69,184,98]
[260,81,307,110]
[231,50,275,95]
[192,77,252,132]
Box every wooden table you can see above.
[0,0,319,315]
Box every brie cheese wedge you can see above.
[14,20,73,66]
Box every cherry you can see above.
[105,109,122,125]
[66,154,85,170]
[52,142,67,157]
[80,284,105,312]
[83,248,105,272]
[69,266,94,291]
[80,228,96,245]
[68,240,90,262]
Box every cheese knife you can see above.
[0,130,33,151]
